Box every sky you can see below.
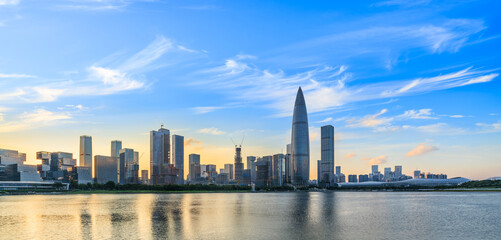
[0,0,500,180]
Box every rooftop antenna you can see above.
[160,123,164,129]
[231,137,236,147]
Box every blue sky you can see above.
[0,0,500,180]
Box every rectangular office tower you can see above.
[79,135,92,167]
[320,125,335,186]
[111,140,122,158]
[119,148,139,184]
[188,154,201,182]
[224,164,234,180]
[94,155,118,184]
[150,127,171,185]
[272,154,285,186]
[172,135,184,184]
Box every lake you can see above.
[1,192,500,239]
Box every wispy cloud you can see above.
[53,0,152,11]
[362,155,388,165]
[345,153,356,159]
[0,36,190,103]
[405,143,438,157]
[198,127,225,135]
[315,117,333,124]
[347,109,393,128]
[191,53,497,117]
[0,0,19,6]
[398,109,437,119]
[193,106,226,114]
[476,122,501,133]
[0,73,35,78]
[0,108,72,133]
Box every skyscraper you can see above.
[291,87,310,186]
[224,163,234,180]
[320,125,334,185]
[150,127,171,185]
[111,140,122,158]
[272,154,285,186]
[119,148,134,185]
[172,134,184,184]
[79,135,92,167]
[395,165,402,178]
[189,154,201,182]
[94,155,118,184]
[234,145,244,182]
[247,156,256,182]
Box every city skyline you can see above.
[1,1,501,180]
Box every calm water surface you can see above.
[1,192,500,240]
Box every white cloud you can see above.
[193,106,226,114]
[0,73,35,78]
[476,122,501,133]
[198,127,225,135]
[345,153,356,159]
[0,36,186,103]
[449,115,465,118]
[315,117,333,123]
[192,53,497,117]
[362,155,388,165]
[405,143,438,157]
[398,109,437,119]
[0,0,19,6]
[0,108,72,133]
[347,109,393,128]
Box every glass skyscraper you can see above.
[79,135,92,167]
[291,87,310,186]
[94,155,118,184]
[150,127,171,185]
[320,125,334,185]
[172,134,184,184]
[111,140,122,158]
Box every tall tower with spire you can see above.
[291,87,310,186]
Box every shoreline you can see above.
[2,188,501,196]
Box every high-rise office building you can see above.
[247,156,256,182]
[94,155,118,184]
[336,166,341,175]
[317,160,321,182]
[111,140,122,158]
[384,167,392,181]
[172,134,184,184]
[79,135,92,167]
[224,163,234,180]
[256,159,270,188]
[189,154,201,182]
[414,170,421,179]
[234,145,244,182]
[141,170,149,184]
[320,125,334,185]
[359,174,369,182]
[372,165,378,174]
[119,148,135,185]
[150,127,171,185]
[272,154,285,186]
[285,144,292,184]
[395,165,402,178]
[291,87,310,186]
[247,156,256,170]
[348,175,358,183]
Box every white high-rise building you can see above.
[79,136,92,167]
